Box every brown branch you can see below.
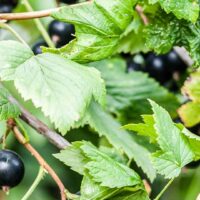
[12,123,66,200]
[8,95,70,149]
[0,8,59,21]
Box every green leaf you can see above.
[53,142,87,174]
[80,175,149,200]
[150,100,194,179]
[55,141,142,188]
[90,58,179,117]
[0,86,20,120]
[81,142,141,188]
[123,115,157,143]
[177,124,200,161]
[148,0,199,22]
[80,175,120,200]
[144,11,200,66]
[0,40,105,134]
[117,11,148,54]
[179,71,200,127]
[44,0,136,63]
[83,102,157,182]
[178,102,200,127]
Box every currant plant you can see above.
[0,0,200,200]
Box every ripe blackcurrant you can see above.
[165,50,187,72]
[0,0,18,8]
[145,54,172,84]
[0,150,25,189]
[32,40,47,55]
[60,0,77,4]
[127,54,145,72]
[0,4,12,13]
[48,20,75,47]
[186,160,200,169]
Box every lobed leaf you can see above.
[0,40,105,134]
[44,0,136,63]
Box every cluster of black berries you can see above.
[32,0,77,55]
[125,50,188,89]
[0,150,24,190]
[0,0,18,13]
[32,20,75,55]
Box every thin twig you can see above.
[0,8,58,21]
[8,94,70,149]
[0,23,29,47]
[0,1,89,21]
[154,179,174,200]
[12,124,67,200]
[21,167,47,200]
[23,0,55,48]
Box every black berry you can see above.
[186,160,200,169]
[60,0,77,4]
[127,54,145,72]
[48,20,75,47]
[165,50,187,72]
[0,4,13,13]
[32,40,47,55]
[145,54,172,84]
[0,150,25,189]
[0,0,18,8]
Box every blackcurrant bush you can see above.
[0,4,12,13]
[0,0,18,8]
[32,40,47,55]
[165,50,187,72]
[145,54,172,84]
[127,54,145,72]
[0,150,25,189]
[60,0,77,4]
[48,20,75,47]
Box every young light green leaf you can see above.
[83,102,156,182]
[0,86,20,120]
[178,102,200,127]
[81,142,141,188]
[0,40,105,134]
[150,100,194,179]
[44,0,136,63]
[148,0,199,22]
[178,71,200,127]
[123,115,157,143]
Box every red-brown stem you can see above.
[136,5,148,25]
[12,124,66,200]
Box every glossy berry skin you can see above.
[127,54,145,72]
[0,0,18,8]
[145,54,172,84]
[165,50,187,72]
[0,4,12,13]
[32,41,47,55]
[0,150,25,188]
[60,0,77,4]
[186,160,200,169]
[48,20,75,47]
